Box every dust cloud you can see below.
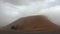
[0,0,60,27]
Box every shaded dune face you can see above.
[2,15,60,32]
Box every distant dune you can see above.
[1,15,60,32]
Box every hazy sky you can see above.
[0,0,60,27]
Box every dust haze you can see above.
[0,0,60,27]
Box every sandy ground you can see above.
[0,15,60,32]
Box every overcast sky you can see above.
[0,0,60,27]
